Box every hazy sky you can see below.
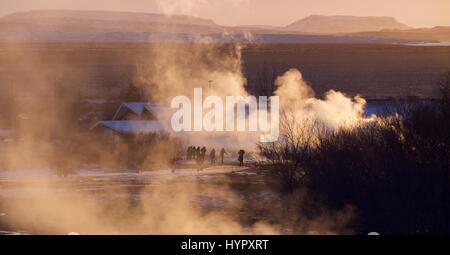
[1,0,449,28]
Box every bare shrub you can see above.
[258,111,321,192]
[259,70,450,234]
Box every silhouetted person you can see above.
[196,149,205,174]
[220,148,227,164]
[192,146,196,159]
[196,147,201,160]
[210,149,216,164]
[187,147,192,160]
[201,147,207,159]
[238,150,245,167]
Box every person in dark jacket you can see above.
[210,149,216,164]
[187,146,192,160]
[238,149,245,167]
[201,147,207,160]
[196,148,205,173]
[220,148,227,164]
[196,147,201,160]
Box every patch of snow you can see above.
[0,230,28,235]
[407,41,450,46]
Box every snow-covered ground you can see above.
[0,161,280,235]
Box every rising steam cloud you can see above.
[133,40,371,151]
[274,68,369,130]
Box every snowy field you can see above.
[0,160,286,235]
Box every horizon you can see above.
[0,9,419,28]
[0,0,449,28]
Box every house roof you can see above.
[92,102,171,135]
[112,102,167,120]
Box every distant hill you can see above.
[2,9,218,27]
[0,10,222,35]
[352,26,450,42]
[0,10,439,44]
[285,15,411,34]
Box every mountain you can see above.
[0,10,436,44]
[351,26,450,42]
[0,10,222,34]
[2,9,217,27]
[285,15,411,34]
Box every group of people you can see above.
[187,146,247,173]
[174,146,247,174]
[186,146,228,165]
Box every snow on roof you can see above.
[92,102,172,135]
[93,120,167,135]
[113,102,169,120]
[123,102,151,116]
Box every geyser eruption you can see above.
[274,68,370,131]
[135,40,371,152]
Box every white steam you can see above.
[274,68,369,130]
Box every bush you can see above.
[259,71,450,234]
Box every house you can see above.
[91,102,170,140]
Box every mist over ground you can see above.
[0,4,449,234]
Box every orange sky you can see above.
[1,0,449,28]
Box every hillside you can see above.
[2,9,218,27]
[352,26,450,42]
[285,15,411,34]
[0,10,222,35]
[0,10,441,44]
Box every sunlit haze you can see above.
[1,0,449,28]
